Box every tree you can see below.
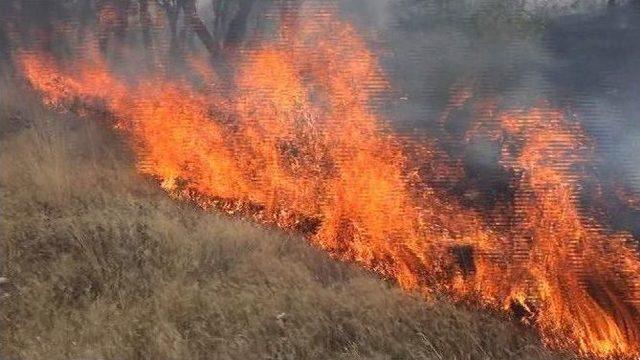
[139,0,153,49]
[156,0,181,55]
[224,0,255,46]
[96,0,131,53]
[181,0,216,53]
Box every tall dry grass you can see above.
[0,75,574,360]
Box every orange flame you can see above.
[15,11,640,359]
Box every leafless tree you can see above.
[139,0,152,49]
[157,0,218,55]
[224,0,255,46]
[114,0,131,42]
[156,0,181,55]
[96,0,131,53]
[153,0,265,57]
[181,0,216,53]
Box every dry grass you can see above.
[0,76,574,360]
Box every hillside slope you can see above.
[0,80,573,360]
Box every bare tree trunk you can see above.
[164,2,180,55]
[280,0,302,37]
[77,0,94,44]
[97,0,113,53]
[211,0,226,46]
[139,0,152,49]
[181,0,216,54]
[0,2,12,66]
[225,0,255,46]
[114,0,131,43]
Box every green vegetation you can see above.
[0,78,572,359]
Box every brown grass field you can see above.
[0,73,575,360]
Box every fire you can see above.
[492,106,640,356]
[14,9,640,359]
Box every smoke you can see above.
[5,1,640,355]
[335,0,640,235]
[1,0,636,226]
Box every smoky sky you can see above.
[337,0,640,235]
[1,0,638,235]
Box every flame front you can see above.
[15,11,640,359]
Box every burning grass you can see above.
[0,75,575,359]
[4,5,640,358]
